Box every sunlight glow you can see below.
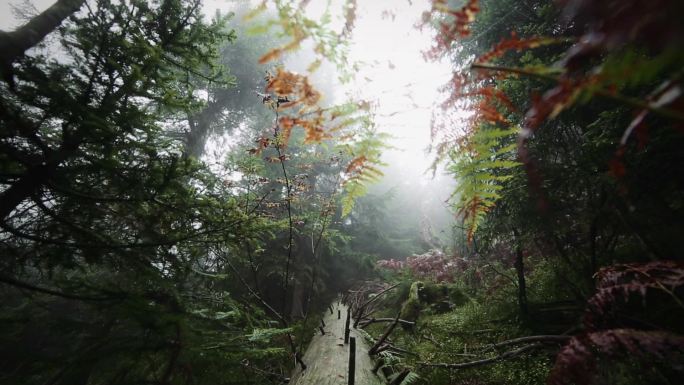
[342,0,452,180]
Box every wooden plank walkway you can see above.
[290,303,384,385]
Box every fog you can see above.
[1,0,460,257]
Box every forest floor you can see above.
[289,303,384,385]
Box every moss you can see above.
[408,281,424,301]
[448,286,469,307]
[399,281,424,326]
[400,298,422,323]
[415,283,471,314]
[419,282,447,303]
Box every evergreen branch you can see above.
[217,250,307,370]
[0,274,124,302]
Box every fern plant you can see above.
[403,371,421,385]
[447,125,521,240]
[549,261,684,385]
[339,129,390,217]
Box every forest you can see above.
[0,0,682,384]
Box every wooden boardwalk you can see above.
[290,303,384,385]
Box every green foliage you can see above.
[399,281,424,324]
[247,327,294,342]
[447,125,521,240]
[338,123,390,218]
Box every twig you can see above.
[368,311,401,356]
[359,317,415,328]
[217,252,306,370]
[482,335,570,352]
[353,283,399,328]
[419,342,548,369]
[270,107,295,318]
[386,345,419,356]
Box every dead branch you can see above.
[389,369,411,385]
[419,342,547,369]
[448,329,495,335]
[482,335,570,352]
[368,311,401,356]
[421,333,443,347]
[386,345,419,356]
[353,283,399,327]
[359,317,415,328]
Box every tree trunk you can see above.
[1,0,85,76]
[512,228,528,316]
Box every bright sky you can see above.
[340,0,452,181]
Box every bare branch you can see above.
[358,317,415,328]
[368,311,401,356]
[482,335,570,352]
[419,342,551,369]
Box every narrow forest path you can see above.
[290,303,384,385]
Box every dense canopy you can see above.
[1,1,683,385]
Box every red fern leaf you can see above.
[476,32,563,64]
[584,261,684,330]
[422,0,479,59]
[549,329,684,385]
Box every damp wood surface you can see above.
[290,303,384,385]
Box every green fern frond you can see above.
[403,372,421,385]
[448,125,522,240]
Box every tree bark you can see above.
[0,0,85,73]
[512,228,528,316]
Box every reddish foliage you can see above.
[584,261,684,330]
[549,329,684,385]
[523,77,597,131]
[549,261,684,384]
[476,32,560,65]
[547,0,684,174]
[344,155,368,175]
[377,250,469,283]
[376,258,404,271]
[422,0,479,60]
